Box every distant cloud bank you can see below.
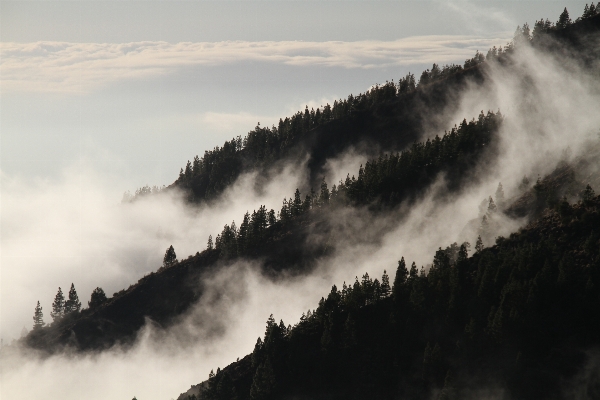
[1,36,508,93]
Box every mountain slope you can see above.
[24,108,504,352]
[182,194,600,400]
[22,8,600,366]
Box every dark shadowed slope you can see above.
[182,194,600,400]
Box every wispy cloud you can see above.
[1,36,509,93]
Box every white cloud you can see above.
[0,36,509,93]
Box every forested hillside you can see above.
[183,193,600,400]
[18,7,600,400]
[24,108,504,352]
[124,7,600,209]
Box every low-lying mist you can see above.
[2,33,600,400]
[0,159,308,343]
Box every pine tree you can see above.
[392,258,408,299]
[267,209,276,226]
[163,245,177,267]
[50,287,65,321]
[409,262,418,280]
[64,283,82,313]
[33,301,44,330]
[581,184,596,203]
[88,287,107,309]
[251,337,264,368]
[557,7,572,29]
[457,243,469,263]
[292,189,302,216]
[475,235,484,253]
[583,3,591,19]
[207,235,214,250]
[487,197,497,216]
[533,19,553,38]
[319,178,330,206]
[380,270,391,297]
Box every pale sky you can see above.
[1,0,589,189]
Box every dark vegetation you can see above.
[21,7,600,399]
[23,108,504,353]
[186,194,600,400]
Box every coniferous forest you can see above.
[11,5,600,400]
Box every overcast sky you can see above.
[1,0,589,188]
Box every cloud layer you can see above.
[1,36,508,93]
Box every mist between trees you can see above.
[3,6,600,400]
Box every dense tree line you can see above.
[191,194,600,400]
[125,6,598,207]
[204,110,502,261]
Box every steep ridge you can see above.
[180,194,600,400]
[166,67,486,205]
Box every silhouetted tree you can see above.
[557,7,572,29]
[381,270,391,297]
[64,283,81,314]
[581,184,596,203]
[33,301,44,330]
[50,287,65,321]
[533,19,553,38]
[163,245,177,267]
[392,258,408,298]
[88,287,107,309]
[487,197,497,216]
[475,235,484,253]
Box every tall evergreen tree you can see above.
[408,262,418,280]
[207,235,214,250]
[381,270,391,297]
[64,283,81,314]
[475,235,484,253]
[392,258,408,298]
[88,287,107,309]
[487,197,497,216]
[163,245,177,267]
[50,287,65,321]
[583,3,591,19]
[267,209,276,227]
[557,7,572,29]
[581,184,596,202]
[33,301,44,330]
[292,189,302,216]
